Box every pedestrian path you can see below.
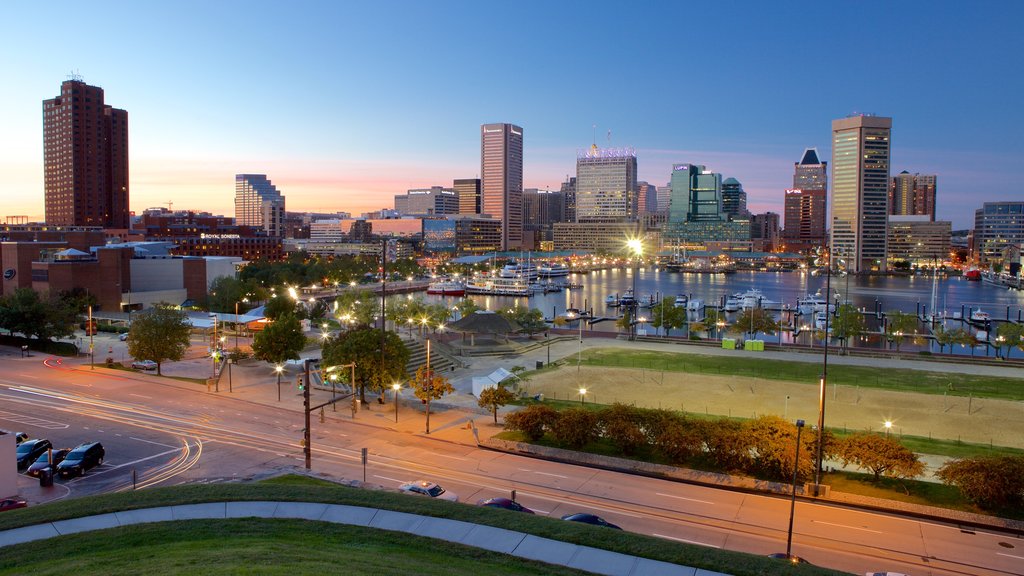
[0,501,730,576]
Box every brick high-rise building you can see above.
[43,77,129,228]
[480,123,523,250]
[890,171,937,221]
[783,148,828,247]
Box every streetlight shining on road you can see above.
[275,365,284,402]
[392,382,401,422]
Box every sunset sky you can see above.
[1,1,1021,228]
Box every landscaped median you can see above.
[0,474,843,576]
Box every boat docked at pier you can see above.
[465,276,531,296]
[426,279,466,297]
[499,261,538,281]
[537,263,570,278]
[796,292,835,316]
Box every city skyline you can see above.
[2,1,1022,228]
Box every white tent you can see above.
[471,367,514,397]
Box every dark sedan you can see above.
[478,497,534,514]
[561,513,622,530]
[16,439,51,470]
[26,448,71,477]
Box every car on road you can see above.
[119,333,129,341]
[560,513,622,530]
[131,359,157,371]
[398,480,458,502]
[56,442,105,478]
[478,497,534,513]
[0,499,27,512]
[26,448,71,478]
[16,439,52,470]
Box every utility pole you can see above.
[303,359,311,469]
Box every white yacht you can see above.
[465,276,531,296]
[796,292,834,316]
[537,263,570,278]
[499,261,539,281]
[674,294,688,308]
[687,298,704,312]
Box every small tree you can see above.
[126,304,192,375]
[937,455,1024,510]
[744,415,816,481]
[933,325,955,354]
[551,407,599,449]
[251,314,306,366]
[729,308,779,338]
[322,327,410,404]
[410,365,454,434]
[831,304,866,351]
[836,433,924,483]
[454,297,480,320]
[649,297,687,336]
[263,295,296,320]
[500,306,547,336]
[478,385,515,423]
[995,322,1024,359]
[504,404,559,441]
[885,310,918,352]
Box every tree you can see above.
[995,322,1024,359]
[321,327,409,404]
[649,297,686,336]
[836,433,924,483]
[691,308,725,338]
[550,408,599,448]
[729,308,779,338]
[503,404,559,441]
[937,455,1024,510]
[948,327,976,351]
[885,310,918,352]
[454,297,480,320]
[410,364,454,434]
[263,295,297,321]
[477,384,515,423]
[933,325,955,354]
[831,304,867,351]
[125,304,192,375]
[56,287,98,315]
[251,314,306,366]
[499,306,547,336]
[0,288,78,342]
[744,415,816,481]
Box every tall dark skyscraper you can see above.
[480,123,523,250]
[43,77,129,228]
[453,178,481,215]
[720,178,748,218]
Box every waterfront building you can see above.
[666,164,749,248]
[135,209,283,260]
[481,123,523,250]
[721,178,749,218]
[831,115,892,273]
[575,146,638,222]
[974,202,1024,265]
[890,171,937,221]
[522,188,565,231]
[235,174,286,237]
[637,181,658,214]
[751,212,781,252]
[394,186,459,216]
[454,178,481,215]
[422,216,501,256]
[553,222,657,255]
[886,215,951,267]
[43,77,129,229]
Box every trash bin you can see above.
[536,361,544,369]
[39,468,53,487]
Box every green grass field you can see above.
[573,348,1024,401]
[0,475,841,576]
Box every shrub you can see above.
[504,404,559,441]
[836,433,924,483]
[699,418,752,473]
[936,455,1024,510]
[604,418,646,455]
[550,408,598,448]
[655,419,704,464]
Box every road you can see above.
[1,355,1021,576]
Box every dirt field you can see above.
[523,366,1024,449]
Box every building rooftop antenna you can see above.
[67,69,83,82]
[592,124,597,147]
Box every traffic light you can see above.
[297,375,304,391]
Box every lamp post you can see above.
[275,365,283,402]
[88,305,94,370]
[392,382,401,422]
[884,420,892,438]
[812,246,833,488]
[579,387,587,405]
[627,238,643,342]
[785,419,806,560]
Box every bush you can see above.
[835,433,924,483]
[655,419,704,464]
[699,419,751,473]
[550,408,598,448]
[504,404,559,441]
[937,455,1024,510]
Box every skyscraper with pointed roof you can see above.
[783,148,827,248]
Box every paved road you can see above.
[1,348,1019,576]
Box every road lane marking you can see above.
[655,492,715,505]
[653,533,720,548]
[811,520,882,534]
[433,453,469,461]
[18,375,39,379]
[129,437,177,448]
[534,471,569,479]
[129,394,152,399]
[0,410,69,429]
[997,552,1024,560]
[373,474,406,484]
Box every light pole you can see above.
[884,420,892,438]
[579,387,587,405]
[88,304,94,370]
[627,238,643,342]
[392,382,401,422]
[812,246,833,488]
[275,365,283,402]
[785,419,806,561]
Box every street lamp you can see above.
[626,237,643,341]
[275,365,283,402]
[812,246,834,489]
[884,420,893,438]
[578,387,587,405]
[234,297,248,350]
[392,382,401,422]
[785,419,806,561]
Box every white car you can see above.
[131,360,157,371]
[398,480,458,502]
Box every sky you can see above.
[1,1,1022,229]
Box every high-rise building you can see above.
[751,212,781,251]
[234,174,286,237]
[656,182,672,215]
[783,148,828,246]
[560,176,577,223]
[636,181,658,214]
[890,171,937,221]
[575,146,638,222]
[43,78,129,228]
[666,164,749,246]
[721,178,748,219]
[794,147,827,191]
[453,178,481,215]
[522,188,565,231]
[394,186,458,216]
[480,123,523,250]
[974,202,1024,264]
[831,115,892,273]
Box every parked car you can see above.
[560,513,622,530]
[56,442,105,478]
[478,497,534,513]
[131,359,157,371]
[26,448,71,477]
[0,499,27,512]
[1,431,28,444]
[398,480,458,502]
[16,439,52,470]
[119,333,129,341]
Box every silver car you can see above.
[398,480,458,502]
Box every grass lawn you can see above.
[0,475,842,576]
[576,348,1024,401]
